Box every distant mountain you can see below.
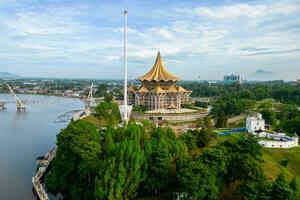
[0,72,21,78]
[247,69,276,81]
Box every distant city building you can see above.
[246,113,265,133]
[223,74,242,84]
[128,51,191,110]
[297,79,300,85]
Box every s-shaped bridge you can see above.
[54,83,95,123]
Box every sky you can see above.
[0,0,299,80]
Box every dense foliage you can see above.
[94,100,120,126]
[183,82,300,105]
[45,120,101,199]
[182,82,300,133]
[45,120,282,200]
[239,174,300,200]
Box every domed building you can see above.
[128,51,191,110]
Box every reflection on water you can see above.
[0,94,84,200]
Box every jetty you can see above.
[32,148,56,200]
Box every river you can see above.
[0,94,85,200]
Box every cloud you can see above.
[4,6,90,35]
[0,0,299,80]
[241,48,300,56]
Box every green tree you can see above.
[95,124,146,200]
[271,173,295,200]
[95,140,145,200]
[215,116,227,128]
[104,92,114,103]
[282,117,300,135]
[241,99,256,114]
[46,120,101,200]
[237,134,262,158]
[229,154,265,184]
[143,128,189,195]
[239,181,271,200]
[180,131,197,151]
[199,146,228,178]
[94,84,108,97]
[195,128,217,147]
[178,161,218,200]
[94,101,120,125]
[223,136,265,184]
[261,109,276,125]
[290,177,300,199]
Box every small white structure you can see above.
[246,113,265,133]
[119,104,132,123]
[246,113,298,148]
[259,133,298,148]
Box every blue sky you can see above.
[0,0,299,80]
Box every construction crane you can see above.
[6,83,26,110]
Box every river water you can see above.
[0,94,85,200]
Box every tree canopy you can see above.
[46,115,299,199]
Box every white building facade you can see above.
[246,113,265,133]
[259,133,298,148]
[246,113,299,148]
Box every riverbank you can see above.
[0,94,85,200]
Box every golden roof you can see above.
[166,85,178,93]
[128,85,138,92]
[151,86,166,93]
[137,51,180,82]
[137,85,149,93]
[176,85,187,92]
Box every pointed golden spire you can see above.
[137,51,180,82]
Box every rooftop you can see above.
[137,51,180,82]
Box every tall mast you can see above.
[123,10,128,123]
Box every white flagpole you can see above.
[123,10,128,123]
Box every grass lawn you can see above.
[213,128,230,134]
[217,132,244,143]
[218,133,300,198]
[218,132,300,183]
[261,146,300,182]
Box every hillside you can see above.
[219,133,300,182]
[247,69,276,81]
[262,146,300,182]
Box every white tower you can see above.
[124,10,128,122]
[119,10,132,124]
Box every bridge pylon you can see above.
[86,83,96,108]
[6,83,26,110]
